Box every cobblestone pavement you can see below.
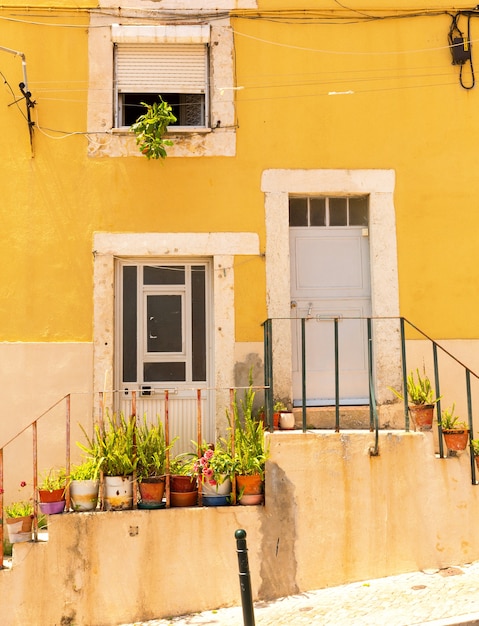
[121,561,479,626]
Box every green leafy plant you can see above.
[273,400,288,412]
[38,467,67,492]
[130,96,177,159]
[136,415,178,481]
[70,458,102,482]
[228,377,269,479]
[5,500,33,518]
[169,452,196,476]
[78,412,137,477]
[440,404,467,430]
[389,368,441,406]
[471,439,479,456]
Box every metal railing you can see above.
[263,315,479,474]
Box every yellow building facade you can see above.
[1,1,479,469]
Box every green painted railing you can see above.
[263,316,479,479]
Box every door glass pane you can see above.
[310,198,326,226]
[289,198,308,226]
[147,295,182,352]
[144,265,185,285]
[192,266,206,381]
[349,197,369,226]
[123,266,137,382]
[329,198,347,226]
[144,362,186,382]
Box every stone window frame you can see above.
[87,15,238,158]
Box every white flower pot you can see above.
[103,476,133,511]
[202,476,231,496]
[70,479,100,512]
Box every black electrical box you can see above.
[451,37,472,65]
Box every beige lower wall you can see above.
[2,430,479,625]
[0,343,93,501]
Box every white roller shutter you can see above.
[115,43,207,94]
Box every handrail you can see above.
[0,393,71,568]
[263,315,479,478]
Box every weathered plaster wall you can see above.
[2,431,479,625]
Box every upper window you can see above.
[112,25,209,129]
[87,20,236,158]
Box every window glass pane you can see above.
[329,198,347,226]
[123,266,137,383]
[310,198,326,226]
[144,265,185,285]
[144,362,186,382]
[349,197,369,226]
[191,266,206,381]
[121,93,204,127]
[147,295,182,352]
[289,198,308,226]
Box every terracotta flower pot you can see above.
[139,476,166,506]
[236,474,264,505]
[170,491,197,507]
[170,475,197,493]
[443,429,469,454]
[38,488,65,503]
[6,515,33,543]
[409,404,434,431]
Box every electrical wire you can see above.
[232,28,479,57]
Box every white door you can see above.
[115,260,213,452]
[289,196,371,406]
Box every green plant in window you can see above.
[130,96,177,160]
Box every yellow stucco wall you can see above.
[1,2,479,344]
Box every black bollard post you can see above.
[235,529,255,626]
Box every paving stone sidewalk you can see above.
[121,561,479,626]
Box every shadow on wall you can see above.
[234,353,265,410]
[259,461,299,599]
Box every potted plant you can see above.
[230,381,269,505]
[4,500,33,543]
[136,416,177,508]
[169,452,198,507]
[69,458,101,512]
[440,404,469,456]
[194,440,234,506]
[38,467,67,514]
[390,368,441,431]
[130,96,177,159]
[78,412,137,511]
[273,400,287,430]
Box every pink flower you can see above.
[204,467,214,480]
[204,449,214,460]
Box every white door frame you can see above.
[261,169,402,405]
[92,232,260,435]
